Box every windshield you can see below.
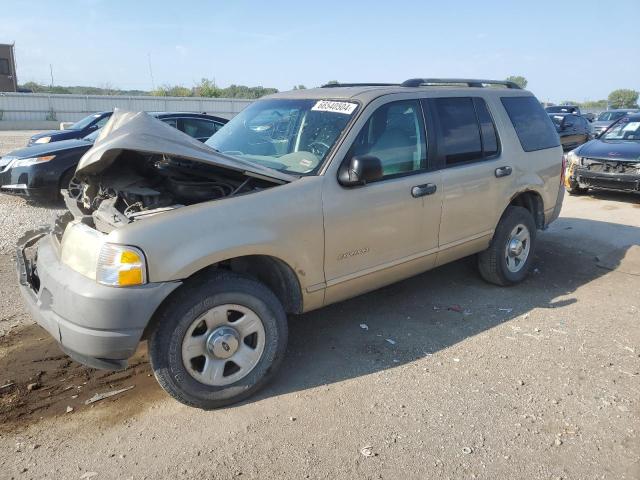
[70,113,102,130]
[206,99,359,175]
[602,118,640,141]
[597,111,627,122]
[83,129,101,142]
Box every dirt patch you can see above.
[0,324,164,432]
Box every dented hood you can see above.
[75,109,295,182]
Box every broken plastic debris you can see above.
[448,305,463,313]
[462,447,473,454]
[360,446,375,457]
[66,406,74,413]
[85,386,135,405]
[498,308,513,313]
[359,323,369,331]
[385,339,396,345]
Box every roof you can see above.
[268,84,532,104]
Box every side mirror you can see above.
[338,155,383,186]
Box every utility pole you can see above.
[147,53,155,91]
[49,64,54,88]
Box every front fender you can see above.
[108,176,325,291]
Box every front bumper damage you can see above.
[566,159,640,193]
[16,227,180,370]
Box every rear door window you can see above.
[433,97,482,165]
[474,98,499,157]
[430,97,499,166]
[501,96,560,152]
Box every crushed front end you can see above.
[565,151,640,193]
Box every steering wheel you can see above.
[308,141,331,158]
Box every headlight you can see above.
[96,243,147,287]
[11,155,56,168]
[34,136,52,144]
[565,150,579,164]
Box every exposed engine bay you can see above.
[65,151,280,233]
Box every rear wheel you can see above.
[478,206,537,286]
[149,271,288,409]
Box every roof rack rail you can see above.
[400,78,521,89]
[321,82,399,88]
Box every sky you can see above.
[1,0,638,103]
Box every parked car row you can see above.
[0,112,227,201]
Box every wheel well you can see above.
[141,255,303,341]
[59,166,76,190]
[223,255,303,314]
[508,191,544,229]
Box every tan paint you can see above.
[61,86,563,315]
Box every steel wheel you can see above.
[181,304,266,386]
[504,223,530,273]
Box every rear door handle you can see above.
[495,166,512,178]
[411,183,437,198]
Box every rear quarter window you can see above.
[501,96,560,152]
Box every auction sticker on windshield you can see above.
[312,100,358,115]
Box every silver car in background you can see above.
[592,109,640,137]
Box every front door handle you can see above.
[411,183,437,198]
[495,166,512,178]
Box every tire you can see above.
[58,168,76,200]
[148,270,288,409]
[478,206,537,286]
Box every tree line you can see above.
[17,79,280,99]
[17,76,640,108]
[506,76,639,109]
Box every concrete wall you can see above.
[0,92,253,130]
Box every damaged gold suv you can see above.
[17,79,565,408]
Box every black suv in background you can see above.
[548,113,591,150]
[28,112,113,146]
[1,112,227,202]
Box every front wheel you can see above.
[478,206,537,286]
[149,271,288,409]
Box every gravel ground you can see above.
[0,191,638,479]
[0,131,66,254]
[0,195,65,254]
